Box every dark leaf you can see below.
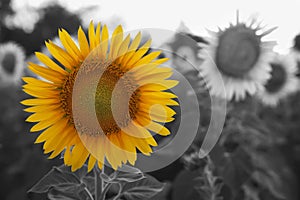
[216,147,253,197]
[114,166,144,183]
[28,165,81,194]
[172,170,201,200]
[121,174,164,200]
[47,183,88,200]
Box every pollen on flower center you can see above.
[95,63,141,135]
[60,60,141,136]
[60,67,78,124]
[216,25,261,78]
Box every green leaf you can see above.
[120,174,164,200]
[28,165,82,194]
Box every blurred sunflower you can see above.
[167,22,207,72]
[199,15,276,101]
[0,42,25,86]
[257,54,298,106]
[21,22,178,171]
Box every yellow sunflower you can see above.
[21,22,178,171]
[257,53,298,106]
[199,15,276,101]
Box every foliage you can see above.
[29,164,164,200]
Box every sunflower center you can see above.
[216,25,261,78]
[264,63,287,93]
[2,53,16,74]
[94,63,140,134]
[60,61,140,135]
[60,68,78,124]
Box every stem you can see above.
[100,183,112,200]
[112,183,122,200]
[94,167,98,200]
[84,187,94,200]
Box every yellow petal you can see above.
[22,77,58,88]
[95,23,101,46]
[78,26,90,57]
[140,97,179,106]
[137,110,175,123]
[139,80,179,92]
[141,91,177,99]
[48,125,75,159]
[35,52,68,75]
[23,88,60,99]
[88,21,97,50]
[121,32,142,65]
[132,137,153,155]
[26,110,63,122]
[24,104,61,113]
[35,118,68,143]
[23,83,56,91]
[152,57,169,65]
[59,29,83,61]
[136,118,170,136]
[99,25,109,59]
[30,112,64,132]
[109,25,123,60]
[87,155,97,172]
[45,41,76,69]
[71,143,90,172]
[128,32,142,52]
[125,39,152,67]
[116,35,131,61]
[28,63,64,83]
[64,146,72,166]
[21,98,60,106]
[133,51,161,67]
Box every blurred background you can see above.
[0,0,300,199]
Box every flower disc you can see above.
[216,25,261,78]
[264,63,287,93]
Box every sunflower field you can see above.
[0,1,299,200]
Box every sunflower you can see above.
[0,42,25,85]
[290,46,300,77]
[257,53,298,106]
[22,22,178,171]
[199,15,276,101]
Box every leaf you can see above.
[114,166,144,183]
[82,176,95,195]
[172,170,201,200]
[149,182,172,200]
[28,165,82,194]
[121,174,165,200]
[47,183,88,200]
[103,165,145,184]
[216,147,254,197]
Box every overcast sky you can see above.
[12,0,300,53]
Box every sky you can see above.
[11,0,300,53]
